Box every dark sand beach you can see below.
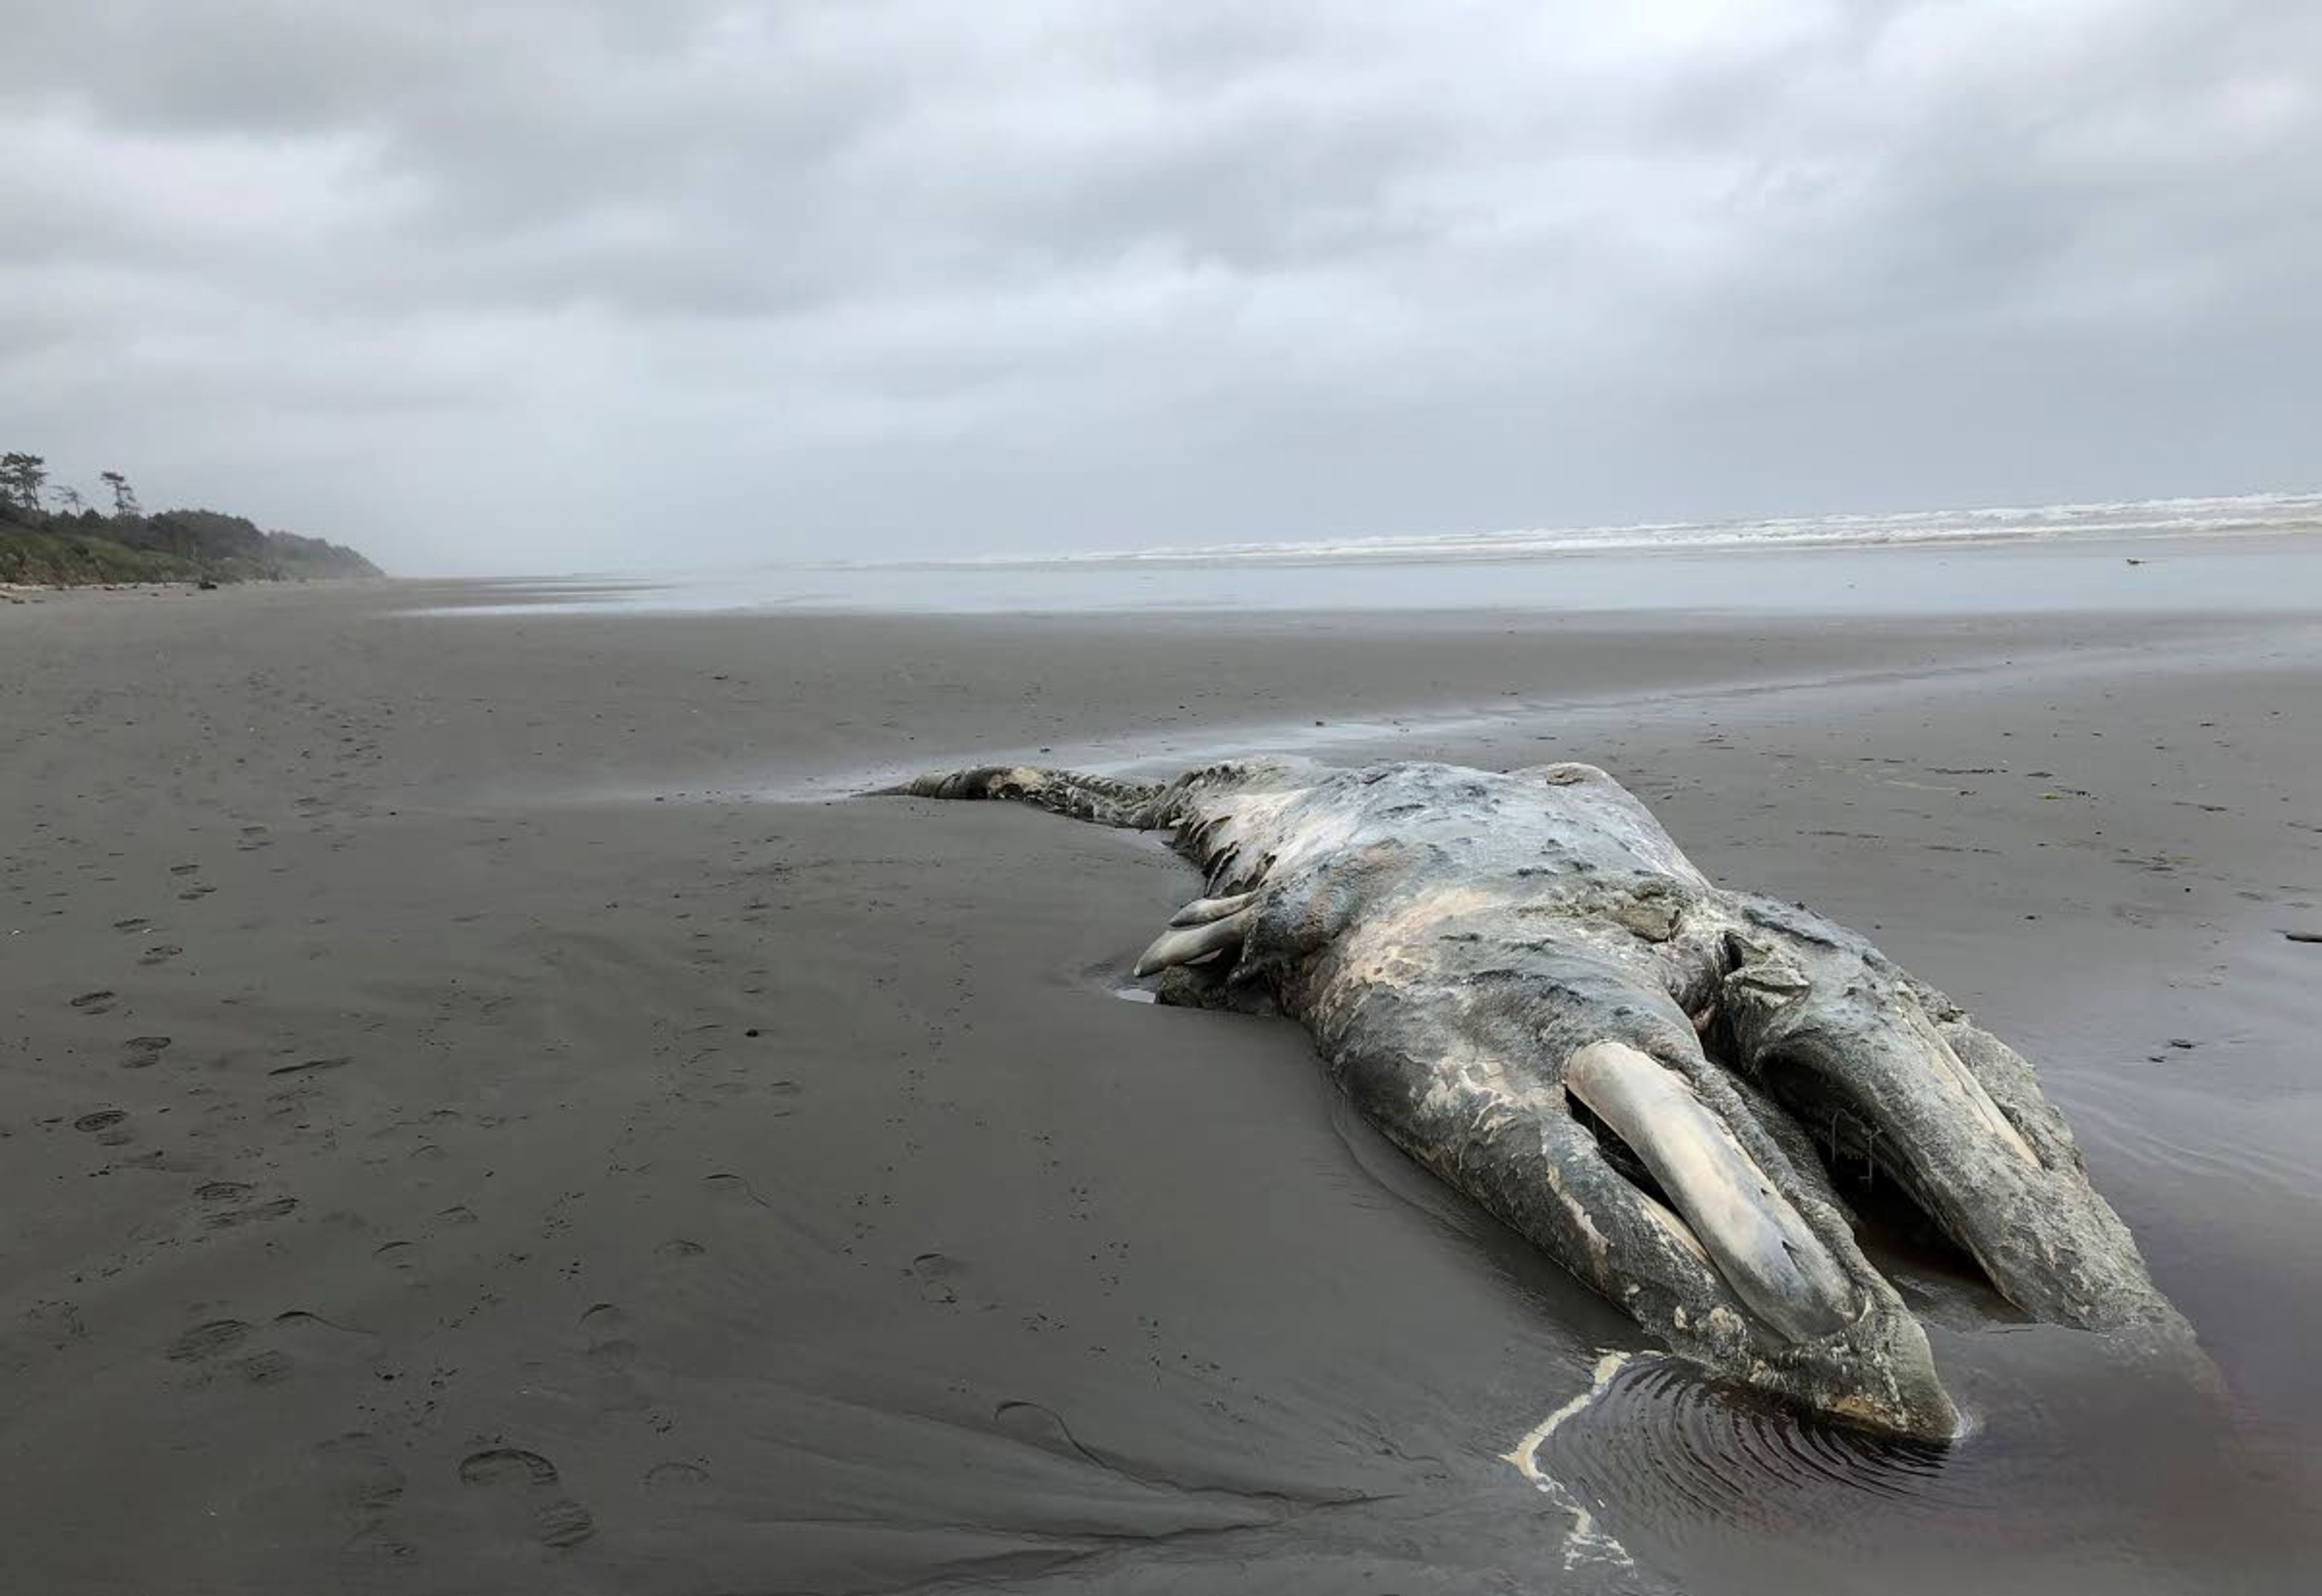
[4,558,2320,1594]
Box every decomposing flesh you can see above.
[885,757,2191,1438]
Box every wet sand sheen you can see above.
[1,570,2318,1593]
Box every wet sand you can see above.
[3,576,2318,1594]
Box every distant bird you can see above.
[2124,557,2147,565]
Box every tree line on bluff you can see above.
[1,450,381,587]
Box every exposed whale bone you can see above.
[882,757,2193,1438]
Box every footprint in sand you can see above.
[908,1251,968,1306]
[74,1108,134,1147]
[457,1447,596,1549]
[317,1431,407,1515]
[529,1499,596,1549]
[235,1349,293,1384]
[701,1172,775,1207]
[70,990,117,1015]
[166,1310,363,1387]
[459,1448,559,1487]
[123,1036,171,1068]
[138,945,182,966]
[311,1431,409,1558]
[206,1196,299,1230]
[642,1460,714,1500]
[577,1302,639,1372]
[567,1305,651,1415]
[24,1299,88,1350]
[270,1309,379,1370]
[166,1319,253,1363]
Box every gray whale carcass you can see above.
[883,756,2190,1439]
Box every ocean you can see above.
[428,490,2322,617]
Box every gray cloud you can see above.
[3,0,2317,573]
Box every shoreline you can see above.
[393,529,2322,620]
[2,576,2317,1592]
[2,573,386,592]
[872,517,2322,570]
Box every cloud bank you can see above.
[4,1,2316,573]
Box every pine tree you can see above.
[99,470,140,517]
[1,452,49,511]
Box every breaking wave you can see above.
[923,490,2322,570]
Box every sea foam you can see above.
[930,490,2322,570]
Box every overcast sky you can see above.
[4,1,2317,574]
